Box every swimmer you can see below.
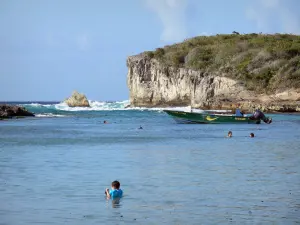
[227,131,232,138]
[104,120,108,124]
[250,133,254,138]
[105,180,123,199]
[138,125,143,129]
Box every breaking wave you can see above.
[19,100,194,117]
[34,113,67,118]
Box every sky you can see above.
[0,0,299,101]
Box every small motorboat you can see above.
[164,109,272,124]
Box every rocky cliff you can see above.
[127,34,300,112]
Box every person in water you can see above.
[227,131,232,138]
[104,120,108,124]
[250,133,255,138]
[138,125,143,129]
[105,180,123,199]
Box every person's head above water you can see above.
[104,120,107,124]
[105,180,123,199]
[228,131,232,137]
[250,133,254,138]
[111,180,121,189]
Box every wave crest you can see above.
[20,100,196,116]
[54,100,130,111]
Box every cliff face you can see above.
[127,54,191,107]
[127,54,300,112]
[127,34,300,112]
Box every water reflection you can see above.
[105,197,122,208]
[111,198,121,208]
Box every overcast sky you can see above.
[1,0,299,101]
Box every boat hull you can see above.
[164,110,261,124]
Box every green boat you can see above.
[164,109,272,124]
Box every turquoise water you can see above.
[1,103,300,224]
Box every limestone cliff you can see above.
[127,34,300,112]
[127,54,300,112]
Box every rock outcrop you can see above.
[64,91,90,107]
[0,105,35,118]
[127,54,300,112]
[127,33,300,112]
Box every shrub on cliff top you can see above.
[153,48,165,58]
[145,33,300,93]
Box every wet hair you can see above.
[111,180,120,189]
[228,131,232,135]
[250,133,254,137]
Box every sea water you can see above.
[0,102,299,224]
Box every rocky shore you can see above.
[127,34,300,113]
[0,105,35,119]
[127,54,300,113]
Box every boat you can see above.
[164,109,272,124]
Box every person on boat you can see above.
[105,180,123,199]
[235,109,244,117]
[227,131,233,138]
[250,110,272,124]
[250,133,255,138]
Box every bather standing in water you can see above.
[105,180,123,199]
[227,131,232,138]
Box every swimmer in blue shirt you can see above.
[105,180,123,199]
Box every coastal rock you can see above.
[0,105,35,118]
[127,54,300,112]
[64,91,90,107]
[127,54,251,108]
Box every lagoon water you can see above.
[0,102,300,224]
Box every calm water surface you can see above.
[0,110,300,224]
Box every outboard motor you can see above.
[251,110,272,124]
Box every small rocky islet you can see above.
[0,105,35,119]
[0,91,90,120]
[63,90,90,107]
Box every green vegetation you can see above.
[145,33,300,93]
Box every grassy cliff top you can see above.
[145,33,300,93]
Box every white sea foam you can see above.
[54,100,130,111]
[23,103,54,108]
[129,105,193,112]
[26,103,42,107]
[54,102,192,112]
[35,113,66,118]
[22,100,229,113]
